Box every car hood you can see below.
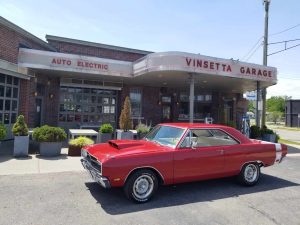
[83,139,169,162]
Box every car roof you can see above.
[159,123,231,129]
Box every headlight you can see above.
[81,149,88,158]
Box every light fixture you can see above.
[33,91,38,97]
[49,93,54,99]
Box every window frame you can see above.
[178,128,241,149]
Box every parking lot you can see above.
[0,146,300,225]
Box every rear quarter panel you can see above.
[224,142,276,175]
[102,150,174,187]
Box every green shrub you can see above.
[12,115,29,136]
[32,125,67,142]
[0,123,6,140]
[261,125,274,135]
[99,123,113,133]
[225,120,236,128]
[69,136,94,147]
[250,125,261,139]
[136,123,151,134]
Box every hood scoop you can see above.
[108,140,144,150]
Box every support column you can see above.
[256,81,261,126]
[189,74,194,123]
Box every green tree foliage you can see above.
[266,96,291,113]
[12,115,29,136]
[267,111,283,124]
[119,96,133,131]
[248,101,255,113]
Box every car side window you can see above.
[180,129,238,148]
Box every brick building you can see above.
[0,16,278,139]
[285,99,300,127]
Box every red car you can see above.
[81,123,287,203]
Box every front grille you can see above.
[86,153,102,173]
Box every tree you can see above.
[119,96,133,131]
[267,111,283,124]
[248,100,255,113]
[266,96,291,113]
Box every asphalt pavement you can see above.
[1,146,300,225]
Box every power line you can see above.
[268,42,300,56]
[270,23,300,36]
[245,42,262,61]
[241,36,263,61]
[241,23,300,61]
[269,38,300,45]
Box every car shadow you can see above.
[287,145,300,154]
[85,174,299,215]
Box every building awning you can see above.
[18,48,278,93]
[0,59,32,80]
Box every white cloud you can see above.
[267,78,300,99]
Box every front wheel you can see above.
[124,169,158,203]
[238,163,260,186]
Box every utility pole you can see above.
[261,0,270,127]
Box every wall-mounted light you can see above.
[49,93,54,99]
[47,80,51,86]
[33,91,38,97]
[157,101,162,105]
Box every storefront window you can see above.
[58,86,117,126]
[178,92,212,121]
[0,74,19,124]
[130,88,142,117]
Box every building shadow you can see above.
[36,154,68,160]
[85,174,299,215]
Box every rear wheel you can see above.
[238,163,260,186]
[124,169,158,203]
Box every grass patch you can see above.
[279,139,300,146]
[276,127,300,132]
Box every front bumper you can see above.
[81,158,111,188]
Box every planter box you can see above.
[68,145,81,156]
[262,134,276,143]
[116,130,134,140]
[98,133,113,143]
[13,135,29,157]
[39,142,62,157]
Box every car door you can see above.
[173,129,225,183]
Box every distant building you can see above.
[285,100,300,127]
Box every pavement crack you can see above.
[248,204,281,225]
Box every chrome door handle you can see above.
[217,150,224,154]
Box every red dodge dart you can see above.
[81,123,287,203]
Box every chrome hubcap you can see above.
[244,164,258,182]
[133,175,154,199]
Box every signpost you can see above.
[298,113,300,127]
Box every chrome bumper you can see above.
[81,158,111,188]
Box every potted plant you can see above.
[99,123,113,143]
[68,136,94,156]
[0,123,7,145]
[136,123,151,139]
[32,125,67,156]
[12,115,29,157]
[261,126,277,143]
[250,125,262,139]
[117,96,134,140]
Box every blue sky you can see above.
[1,0,299,98]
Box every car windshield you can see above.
[145,125,185,148]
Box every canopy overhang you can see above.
[18,49,277,93]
